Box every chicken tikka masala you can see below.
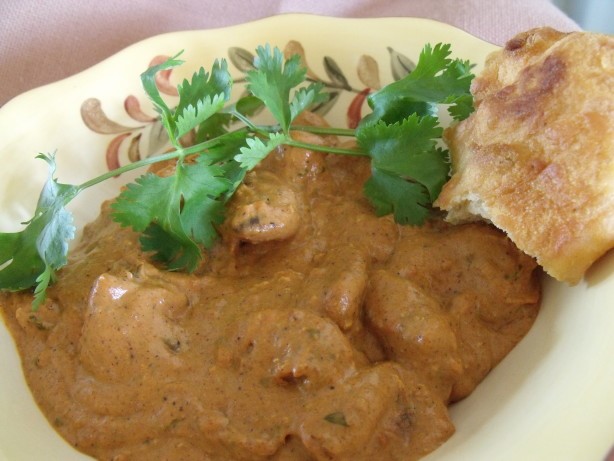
[0,112,541,461]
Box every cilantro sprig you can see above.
[0,42,474,307]
[0,154,78,309]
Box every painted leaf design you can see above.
[284,40,318,80]
[124,95,157,122]
[148,119,170,157]
[347,88,371,129]
[238,89,266,117]
[323,56,351,90]
[81,98,136,134]
[179,130,196,148]
[310,91,340,117]
[357,55,381,89]
[106,133,131,171]
[387,47,416,81]
[228,47,255,72]
[148,55,179,96]
[127,133,142,163]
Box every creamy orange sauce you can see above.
[0,117,540,460]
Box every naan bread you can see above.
[434,27,614,284]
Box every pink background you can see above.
[0,0,579,106]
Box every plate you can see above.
[0,14,612,461]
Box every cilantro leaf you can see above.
[357,115,449,201]
[176,92,228,140]
[0,154,78,309]
[246,45,307,133]
[139,223,198,270]
[194,112,234,143]
[141,55,233,146]
[195,95,265,144]
[234,132,288,171]
[363,168,430,225]
[355,42,474,225]
[446,92,474,121]
[111,156,231,271]
[361,43,474,126]
[200,130,252,199]
[290,82,328,121]
[140,52,185,141]
[175,62,233,139]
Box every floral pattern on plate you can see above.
[80,41,416,172]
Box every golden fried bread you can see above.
[434,28,614,284]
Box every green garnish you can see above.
[0,42,474,308]
[0,154,78,309]
[324,411,350,427]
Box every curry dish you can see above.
[0,116,541,460]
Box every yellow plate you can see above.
[0,14,612,461]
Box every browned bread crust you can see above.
[434,27,614,284]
